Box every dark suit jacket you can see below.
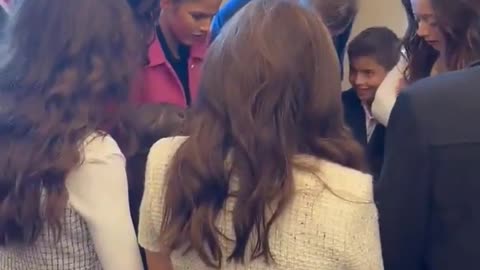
[375,64,480,270]
[342,89,385,180]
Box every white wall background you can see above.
[342,0,407,88]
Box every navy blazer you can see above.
[376,63,480,270]
[342,89,385,180]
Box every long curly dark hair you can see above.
[401,0,439,83]
[431,0,480,69]
[0,0,142,245]
[158,0,366,267]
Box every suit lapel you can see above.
[342,89,368,145]
[367,124,386,151]
[351,96,368,145]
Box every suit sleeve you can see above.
[375,92,431,270]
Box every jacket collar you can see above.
[147,36,207,68]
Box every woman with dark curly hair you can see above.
[0,0,144,269]
[372,0,441,126]
[372,0,480,126]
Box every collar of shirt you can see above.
[362,103,377,142]
[146,32,207,68]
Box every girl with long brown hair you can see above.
[138,0,383,269]
[372,0,442,126]
[372,0,480,126]
[0,0,144,268]
[430,0,480,69]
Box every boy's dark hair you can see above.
[348,27,401,71]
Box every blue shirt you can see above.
[210,0,251,40]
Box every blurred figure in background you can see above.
[0,0,144,268]
[211,0,357,76]
[342,27,401,181]
[376,0,480,269]
[138,0,383,269]
[302,0,356,75]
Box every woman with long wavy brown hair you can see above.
[138,0,383,269]
[372,0,480,126]
[371,0,441,126]
[431,0,480,69]
[0,0,144,269]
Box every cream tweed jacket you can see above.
[138,136,383,270]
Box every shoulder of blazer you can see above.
[341,88,359,105]
[342,89,363,115]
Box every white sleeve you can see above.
[371,57,407,126]
[66,135,144,270]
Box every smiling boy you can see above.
[342,27,400,180]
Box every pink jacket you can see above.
[132,37,207,108]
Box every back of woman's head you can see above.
[401,0,439,83]
[161,0,365,267]
[0,0,141,245]
[431,0,480,69]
